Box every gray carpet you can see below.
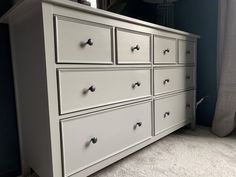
[90,126,236,177]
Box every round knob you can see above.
[86,38,93,46]
[186,104,191,108]
[163,79,170,85]
[90,137,98,144]
[132,82,141,88]
[164,112,170,118]
[186,50,191,54]
[186,75,191,80]
[163,48,170,55]
[131,45,140,51]
[88,85,96,92]
[136,122,142,127]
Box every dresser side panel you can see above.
[41,2,64,177]
[9,3,54,177]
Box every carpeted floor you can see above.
[90,126,236,177]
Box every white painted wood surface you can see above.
[178,40,195,64]
[61,102,152,176]
[154,36,176,64]
[155,91,194,135]
[55,16,113,64]
[116,28,151,64]
[154,67,194,95]
[58,69,151,114]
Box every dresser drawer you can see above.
[55,16,113,64]
[61,102,152,176]
[154,67,194,95]
[154,36,176,64]
[58,69,151,114]
[116,28,151,64]
[179,40,195,64]
[155,91,194,135]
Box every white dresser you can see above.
[0,0,199,177]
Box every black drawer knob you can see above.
[134,122,143,129]
[163,79,170,85]
[163,48,170,55]
[81,38,94,47]
[164,112,170,118]
[86,38,93,46]
[131,45,140,51]
[132,82,141,88]
[186,104,191,108]
[136,122,142,127]
[90,137,98,144]
[186,50,191,54]
[186,75,191,80]
[88,85,96,92]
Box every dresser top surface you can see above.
[0,0,200,38]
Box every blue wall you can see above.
[175,0,218,127]
[0,1,21,177]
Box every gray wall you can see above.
[0,1,21,177]
[174,0,218,126]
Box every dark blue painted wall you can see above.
[110,0,158,24]
[175,0,218,127]
[0,1,21,177]
[109,0,174,27]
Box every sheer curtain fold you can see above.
[212,0,236,136]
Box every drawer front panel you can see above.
[179,40,195,64]
[61,102,152,176]
[154,36,176,64]
[116,29,151,64]
[55,16,113,64]
[58,69,151,114]
[155,91,194,134]
[154,67,194,95]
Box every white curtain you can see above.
[212,0,236,136]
